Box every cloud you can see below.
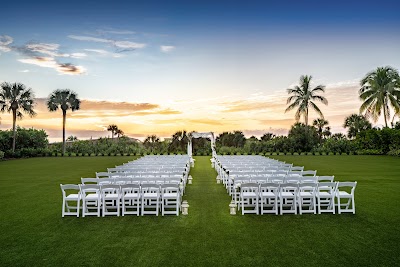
[84,49,123,58]
[80,100,159,111]
[222,99,284,113]
[18,57,86,75]
[160,45,175,52]
[68,35,146,52]
[0,35,13,52]
[0,35,87,75]
[18,69,31,73]
[70,53,87,58]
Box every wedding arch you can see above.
[187,132,216,158]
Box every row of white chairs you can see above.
[61,183,181,217]
[239,182,357,215]
[81,177,182,186]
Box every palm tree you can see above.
[107,124,118,139]
[47,89,80,155]
[285,75,328,126]
[0,82,36,152]
[116,129,124,138]
[359,66,400,127]
[144,135,160,153]
[66,135,78,141]
[312,118,329,141]
[343,114,372,139]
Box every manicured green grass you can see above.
[0,156,399,266]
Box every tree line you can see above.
[1,66,399,158]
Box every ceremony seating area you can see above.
[214,155,357,215]
[60,155,190,217]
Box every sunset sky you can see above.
[1,0,400,142]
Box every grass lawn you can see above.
[0,155,399,266]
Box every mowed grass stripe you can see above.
[0,155,399,266]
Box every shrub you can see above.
[388,149,400,156]
[356,149,384,155]
[0,151,4,159]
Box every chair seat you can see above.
[260,192,276,197]
[318,192,333,197]
[164,193,179,198]
[281,192,294,197]
[124,193,140,198]
[338,191,351,197]
[86,193,100,200]
[143,193,158,198]
[66,194,80,200]
[242,192,257,198]
[105,193,119,199]
[299,192,313,197]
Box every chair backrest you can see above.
[337,181,357,194]
[317,182,336,193]
[100,184,120,195]
[96,172,110,178]
[80,184,101,196]
[240,183,259,193]
[259,182,280,194]
[141,183,160,193]
[301,176,318,183]
[161,184,180,194]
[98,178,114,185]
[269,176,284,184]
[81,178,98,185]
[60,184,80,197]
[120,184,140,194]
[299,182,317,193]
[291,166,304,171]
[114,177,130,185]
[284,176,301,184]
[302,170,317,177]
[280,183,299,193]
[317,176,334,182]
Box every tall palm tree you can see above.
[343,114,372,139]
[107,124,118,139]
[0,82,36,152]
[359,66,400,127]
[47,89,80,155]
[285,75,328,126]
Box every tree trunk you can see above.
[383,104,388,128]
[62,109,66,155]
[12,109,17,152]
[305,109,309,126]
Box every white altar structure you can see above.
[187,132,217,161]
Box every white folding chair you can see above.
[240,183,259,215]
[280,183,299,215]
[259,183,279,215]
[101,184,120,216]
[80,184,101,217]
[161,184,181,216]
[60,184,81,217]
[298,183,317,214]
[121,184,141,216]
[317,182,336,214]
[336,182,357,214]
[141,184,160,216]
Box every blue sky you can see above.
[1,0,400,141]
